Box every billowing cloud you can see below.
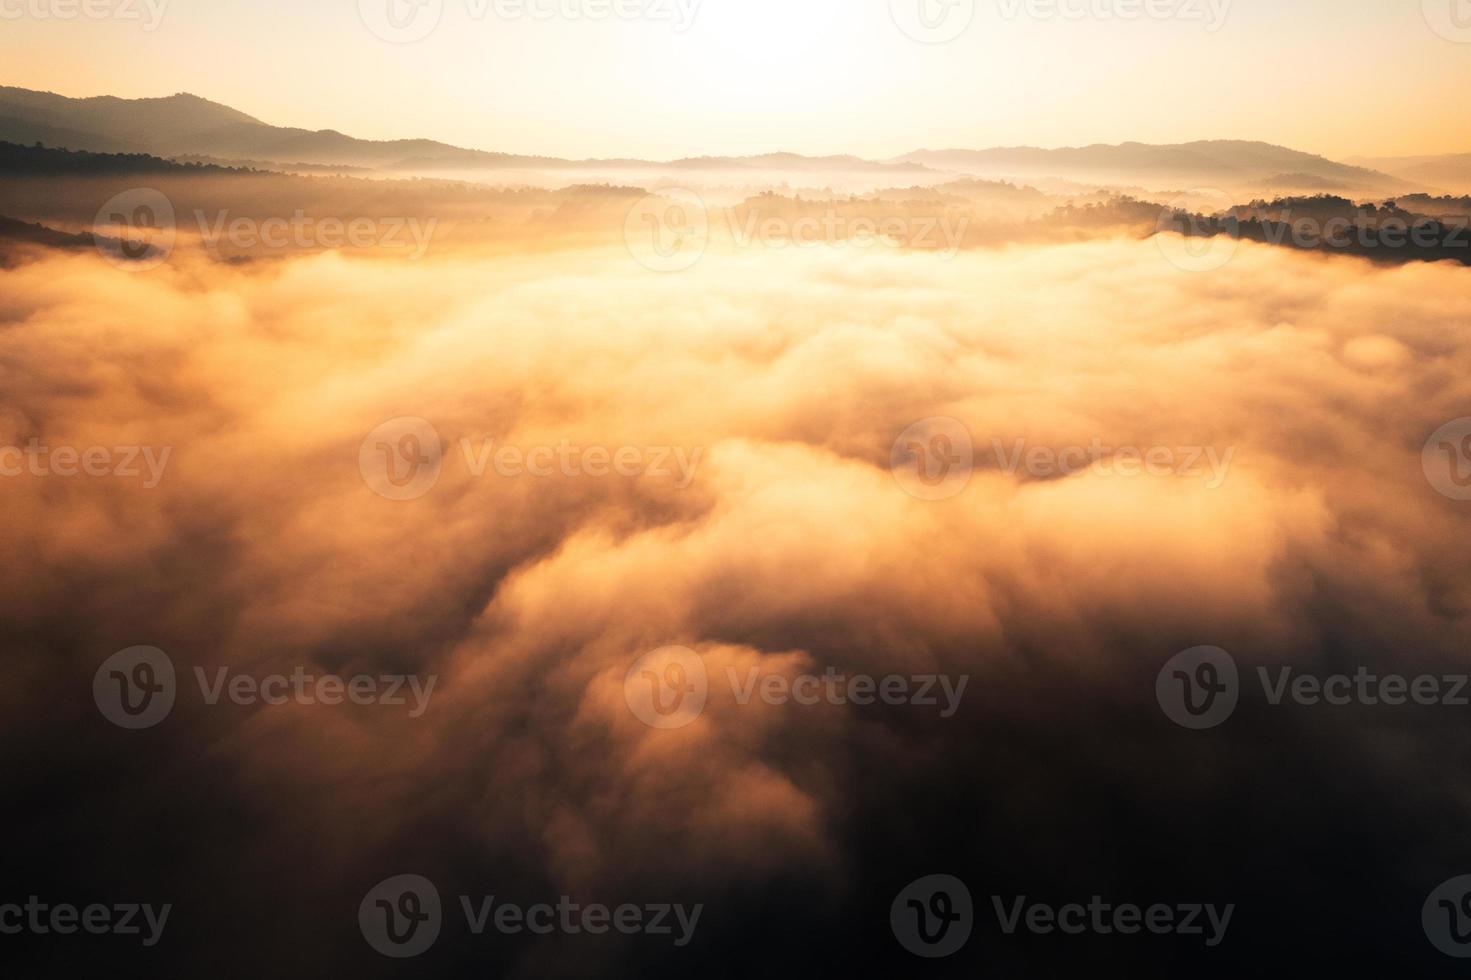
[3,222,1471,976]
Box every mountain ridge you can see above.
[0,86,1411,191]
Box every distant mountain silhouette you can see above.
[0,86,1421,193]
[0,87,938,174]
[1346,153,1471,193]
[896,141,1403,192]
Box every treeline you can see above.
[1163,195,1471,266]
[0,142,245,176]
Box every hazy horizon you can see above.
[3,0,1471,161]
[9,80,1470,165]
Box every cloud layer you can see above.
[3,228,1471,976]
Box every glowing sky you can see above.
[2,0,1468,159]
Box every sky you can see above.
[1,0,1469,160]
